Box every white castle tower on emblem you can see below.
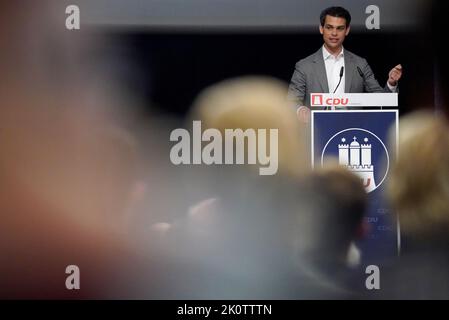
[338,136,376,192]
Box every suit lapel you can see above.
[313,48,329,93]
[344,52,354,93]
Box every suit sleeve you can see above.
[361,59,395,93]
[287,61,307,107]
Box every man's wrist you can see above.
[387,81,398,92]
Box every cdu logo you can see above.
[321,128,390,193]
[311,94,323,106]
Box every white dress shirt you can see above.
[322,45,345,95]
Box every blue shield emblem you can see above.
[320,128,390,193]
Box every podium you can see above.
[310,93,399,265]
[310,92,398,109]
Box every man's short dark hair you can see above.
[320,6,351,27]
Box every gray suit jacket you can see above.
[287,47,393,108]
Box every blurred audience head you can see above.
[190,76,307,179]
[0,0,155,299]
[298,165,367,262]
[388,110,449,240]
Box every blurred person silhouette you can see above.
[0,1,168,298]
[295,165,369,297]
[147,76,369,299]
[144,76,307,298]
[370,1,449,299]
[375,111,449,299]
[152,75,309,234]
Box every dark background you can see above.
[109,29,433,118]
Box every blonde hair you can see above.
[190,76,307,177]
[388,111,449,237]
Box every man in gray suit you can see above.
[287,6,402,122]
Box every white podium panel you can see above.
[310,93,398,108]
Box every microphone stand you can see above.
[330,66,344,110]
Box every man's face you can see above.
[319,15,350,51]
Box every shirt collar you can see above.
[322,45,344,60]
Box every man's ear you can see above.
[319,25,324,35]
[345,25,351,36]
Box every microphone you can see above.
[333,66,344,94]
